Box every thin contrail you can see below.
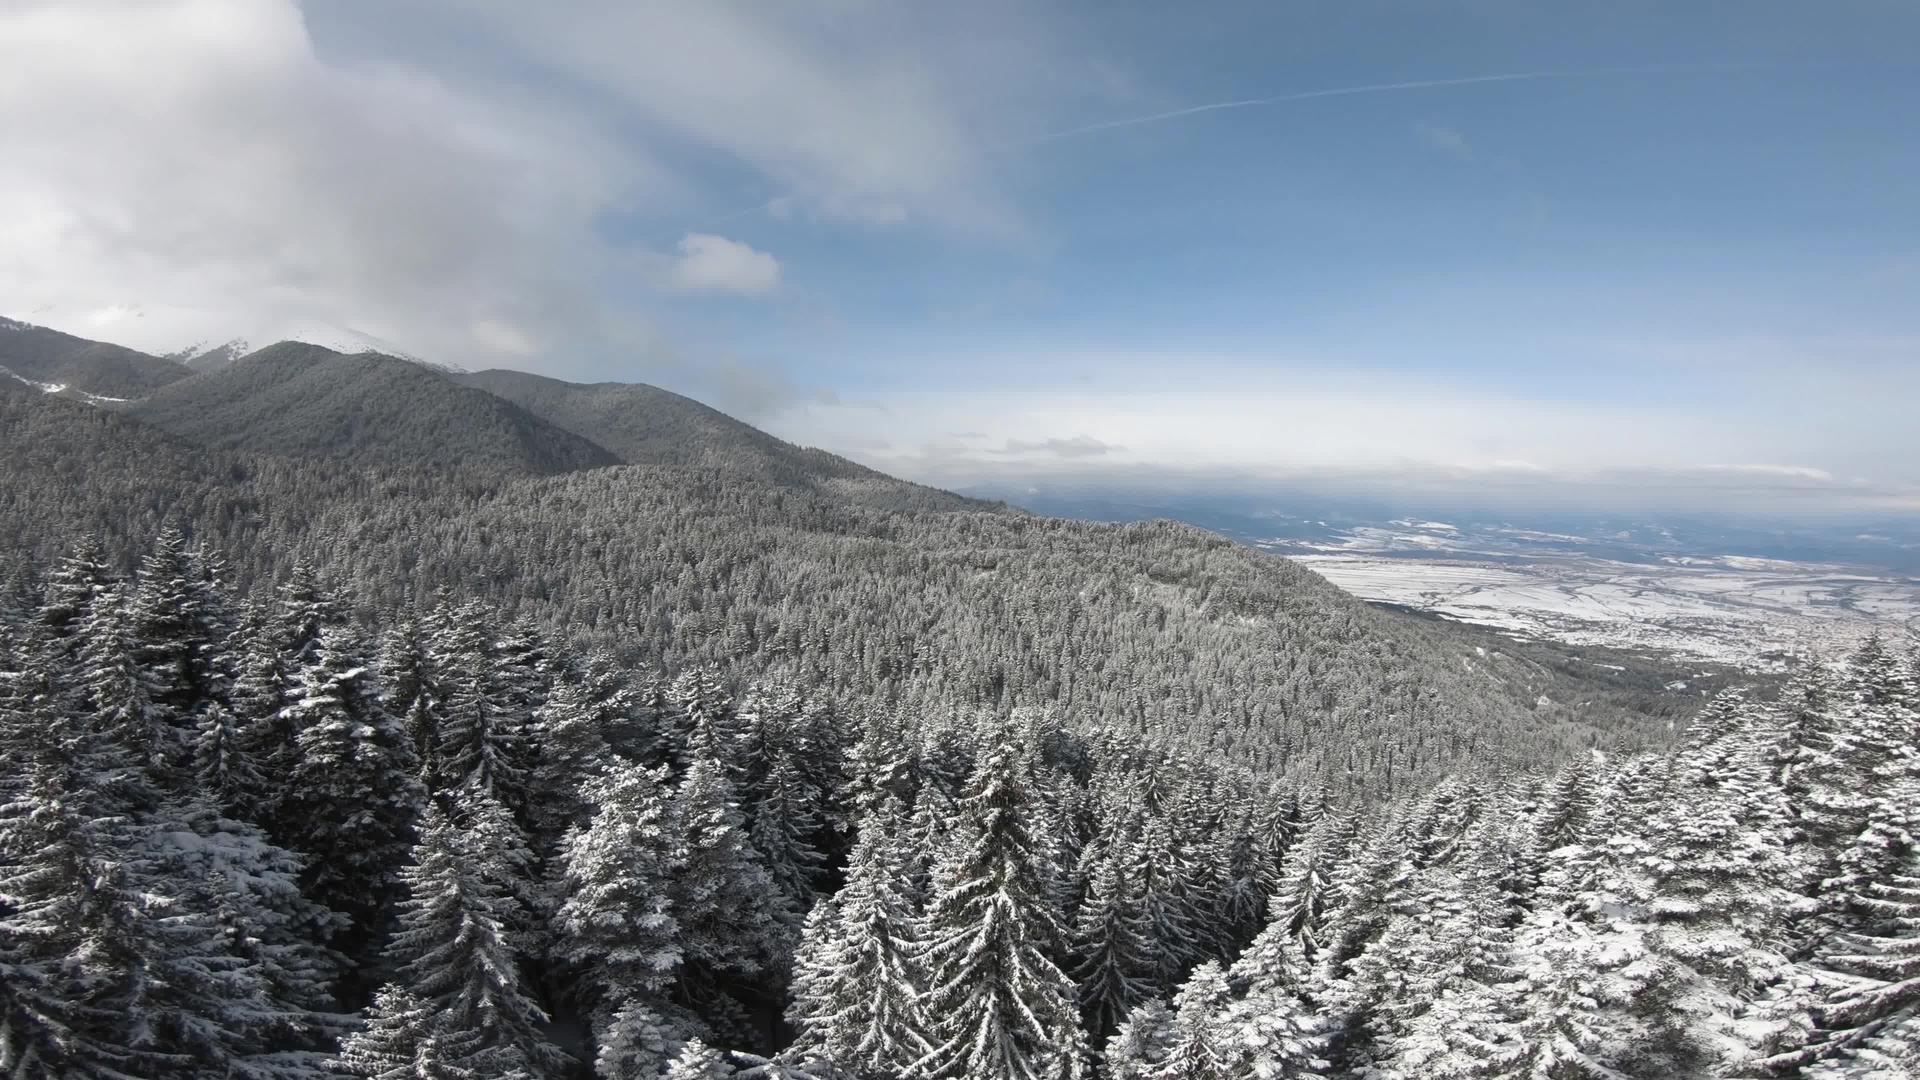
[693,63,1772,230]
[1009,65,1754,147]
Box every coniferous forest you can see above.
[3,529,1916,1079]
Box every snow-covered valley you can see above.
[1290,549,1918,668]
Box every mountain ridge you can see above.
[454,367,988,512]
[127,341,620,476]
[0,316,193,399]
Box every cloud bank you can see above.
[669,235,782,295]
[767,374,1920,515]
[0,0,1085,409]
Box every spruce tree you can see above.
[1764,774,1920,1076]
[127,527,234,768]
[595,1001,682,1080]
[527,659,624,851]
[1103,1000,1177,1080]
[915,738,1086,1080]
[785,793,932,1077]
[228,599,302,813]
[1152,961,1233,1080]
[1070,833,1155,1038]
[668,668,738,771]
[551,763,684,1028]
[378,615,447,793]
[34,538,116,646]
[0,690,298,1077]
[663,1037,735,1080]
[387,799,565,1077]
[278,626,425,958]
[334,985,473,1080]
[432,604,532,814]
[74,585,171,790]
[1215,912,1324,1078]
[1268,810,1359,961]
[671,753,791,1032]
[193,701,265,817]
[747,745,828,918]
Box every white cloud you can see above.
[1695,463,1836,483]
[669,234,782,295]
[995,435,1124,458]
[1415,123,1472,157]
[471,318,539,356]
[0,0,1104,392]
[0,0,638,364]
[441,0,1075,236]
[759,358,1919,512]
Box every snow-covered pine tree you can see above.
[1765,663,1840,830]
[672,752,792,1036]
[551,763,684,1031]
[1213,918,1324,1079]
[1631,691,1800,1031]
[1103,999,1177,1080]
[1206,809,1268,958]
[1316,814,1411,992]
[596,1001,684,1080]
[841,708,918,823]
[1152,961,1233,1080]
[193,700,266,817]
[1492,884,1702,1078]
[74,584,172,791]
[665,1037,736,1080]
[127,527,235,772]
[274,562,340,670]
[746,739,828,919]
[492,617,554,820]
[669,667,739,772]
[34,537,116,647]
[527,656,625,851]
[1267,809,1361,962]
[0,683,294,1078]
[333,985,471,1079]
[387,798,566,1077]
[1763,773,1920,1076]
[377,614,447,792]
[278,625,425,961]
[915,737,1087,1080]
[784,792,932,1077]
[1071,830,1156,1038]
[431,602,536,817]
[228,597,303,813]
[1339,865,1514,1077]
[1251,786,1306,902]
[1126,810,1203,991]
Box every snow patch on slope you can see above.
[207,321,467,375]
[0,365,132,406]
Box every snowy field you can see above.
[1291,550,1920,668]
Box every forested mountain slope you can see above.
[128,342,622,475]
[455,368,983,511]
[1,532,1908,1079]
[0,314,192,399]
[0,386,1697,792]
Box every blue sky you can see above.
[2,1,1916,511]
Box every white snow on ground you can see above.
[2,366,135,406]
[1292,551,1920,668]
[218,322,466,373]
[2,366,63,394]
